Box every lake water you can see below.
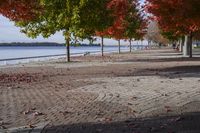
[0,46,145,66]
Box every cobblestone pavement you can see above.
[0,49,200,133]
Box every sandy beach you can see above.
[0,48,200,133]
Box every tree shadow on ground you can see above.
[157,65,200,73]
[120,57,200,63]
[143,65,200,78]
[151,53,183,57]
[117,65,200,79]
[40,112,200,133]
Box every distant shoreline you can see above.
[0,42,101,47]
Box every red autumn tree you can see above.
[0,0,42,22]
[106,0,129,54]
[124,1,147,52]
[146,0,200,57]
[96,0,144,54]
[96,0,129,55]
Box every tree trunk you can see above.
[66,35,70,62]
[188,33,193,58]
[118,39,121,54]
[89,39,93,45]
[148,40,151,49]
[74,36,78,46]
[137,41,139,49]
[180,36,184,52]
[183,35,189,56]
[101,36,104,57]
[129,39,132,53]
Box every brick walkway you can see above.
[0,49,200,133]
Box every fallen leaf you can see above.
[23,110,31,115]
[98,118,105,122]
[131,96,137,100]
[170,117,183,122]
[99,117,112,123]
[114,111,122,114]
[125,120,132,123]
[0,125,7,129]
[150,127,159,132]
[28,124,35,128]
[33,112,44,116]
[164,106,170,109]
[127,123,138,128]
[96,129,103,132]
[60,111,71,115]
[174,117,183,122]
[128,103,133,105]
[166,109,172,112]
[164,106,172,112]
[131,110,137,113]
[105,117,112,122]
[31,107,36,110]
[96,111,104,116]
[164,94,169,96]
[0,121,4,126]
[160,125,165,129]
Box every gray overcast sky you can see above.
[0,15,125,45]
[0,15,65,43]
[0,15,132,45]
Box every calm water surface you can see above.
[0,46,135,65]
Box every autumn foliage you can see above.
[96,0,146,40]
[0,0,147,60]
[0,0,42,21]
[146,0,200,57]
[105,0,129,39]
[0,0,146,40]
[146,0,200,35]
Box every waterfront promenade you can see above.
[0,48,200,133]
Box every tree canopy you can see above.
[146,0,200,57]
[1,0,114,61]
[0,0,147,60]
[0,0,42,21]
[146,0,200,35]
